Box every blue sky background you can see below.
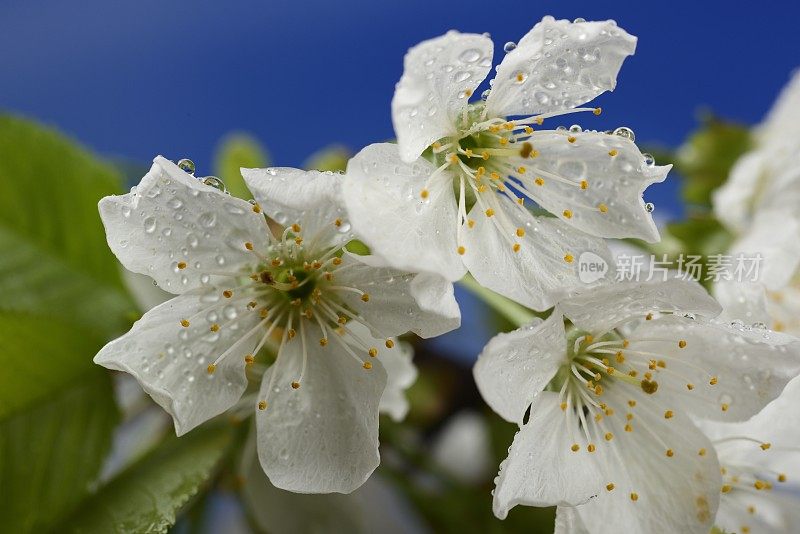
[3,0,798,360]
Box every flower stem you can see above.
[459,274,537,327]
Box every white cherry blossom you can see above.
[473,279,800,533]
[699,377,800,534]
[94,156,459,493]
[343,17,669,309]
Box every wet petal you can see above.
[343,143,465,281]
[512,130,669,242]
[256,323,387,493]
[94,290,263,435]
[473,315,565,423]
[486,17,636,118]
[99,156,269,294]
[462,194,613,310]
[392,32,493,162]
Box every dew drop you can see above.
[503,41,517,53]
[613,127,636,142]
[644,202,654,213]
[177,158,195,174]
[202,176,228,193]
[143,217,157,234]
[569,124,583,133]
[480,89,491,100]
[459,48,482,63]
[573,17,586,23]
[643,153,655,167]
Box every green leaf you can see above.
[65,424,233,534]
[675,115,751,207]
[0,114,135,335]
[213,133,270,200]
[0,312,119,533]
[303,144,351,172]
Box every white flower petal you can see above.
[392,31,493,162]
[630,315,800,422]
[713,280,771,326]
[486,17,636,118]
[431,411,492,484]
[343,143,465,281]
[716,491,798,534]
[99,156,269,294]
[241,167,355,249]
[256,323,387,494]
[712,150,770,232]
[378,340,417,422]
[729,207,800,290]
[511,131,669,242]
[94,290,262,436]
[554,506,590,534]
[334,253,461,339]
[240,430,366,532]
[462,196,613,310]
[492,393,605,519]
[473,315,565,423]
[759,69,800,145]
[570,388,721,534]
[558,279,721,333]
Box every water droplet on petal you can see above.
[644,202,654,213]
[143,217,157,234]
[202,176,228,193]
[459,48,481,64]
[573,17,586,23]
[503,41,517,53]
[569,124,583,133]
[613,127,636,142]
[643,153,655,166]
[177,158,195,174]
[480,89,491,100]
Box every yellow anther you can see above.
[258,400,267,410]
[666,449,674,457]
[754,480,767,490]
[560,402,567,411]
[687,383,695,390]
[368,348,378,358]
[490,171,501,181]
[499,137,509,146]
[721,485,732,493]
[664,410,674,419]
[334,218,343,228]
[294,237,303,245]
[624,424,633,432]
[207,364,216,374]
[760,442,771,450]
[432,141,442,149]
[515,227,526,237]
[485,208,495,217]
[606,483,615,491]
[605,432,614,441]
[517,198,524,205]
[562,209,573,219]
[580,180,588,190]
[628,370,638,377]
[363,361,373,370]
[524,126,533,135]
[516,72,525,82]
[245,242,254,250]
[640,379,658,394]
[598,203,608,213]
[535,117,543,125]
[259,308,269,318]
[534,177,544,186]
[464,89,473,97]
[464,149,473,158]
[512,243,521,253]
[504,121,514,130]
[287,328,296,339]
[594,384,603,395]
[608,149,618,157]
[593,107,602,115]
[319,338,328,347]
[747,506,756,514]
[571,443,580,452]
[628,400,636,407]
[448,153,459,164]
[489,125,500,133]
[420,189,429,199]
[467,219,475,228]
[709,376,718,385]
[630,493,639,502]
[587,444,596,452]
[385,339,395,349]
[177,261,187,270]
[567,136,576,143]
[678,339,687,348]
[210,323,220,332]
[245,354,255,364]
[291,381,301,389]
[779,473,787,482]
[477,184,488,193]
[517,166,526,174]
[180,319,190,328]
[698,448,707,456]
[252,203,262,213]
[519,142,533,158]
[481,151,490,160]
[564,253,574,263]
[223,290,233,298]
[721,403,729,412]
[361,293,370,302]
[291,223,302,233]
[247,301,258,309]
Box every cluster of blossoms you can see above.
[95,15,800,533]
